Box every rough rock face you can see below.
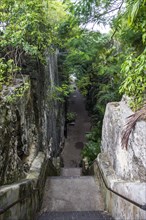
[93,155,146,220]
[0,51,65,186]
[0,85,35,185]
[95,97,146,220]
[101,96,146,182]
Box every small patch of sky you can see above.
[81,23,111,33]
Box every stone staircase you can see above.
[37,168,114,220]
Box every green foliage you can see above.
[118,0,146,110]
[62,0,146,165]
[56,84,71,98]
[120,50,146,110]
[0,0,145,126]
[0,0,68,86]
[68,0,146,112]
[72,0,123,24]
[77,75,91,96]
[82,127,101,165]
[0,58,21,90]
[48,83,72,103]
[6,81,30,103]
[63,28,122,166]
[66,112,77,123]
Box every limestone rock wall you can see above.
[101,96,146,182]
[93,156,146,220]
[0,81,37,183]
[0,51,65,186]
[94,97,146,220]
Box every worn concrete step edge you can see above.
[37,211,114,220]
[47,176,93,180]
[60,168,82,177]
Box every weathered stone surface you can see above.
[97,154,146,205]
[0,51,65,186]
[37,211,114,220]
[0,152,53,220]
[101,97,146,181]
[0,82,34,185]
[39,175,104,213]
[93,156,146,220]
[0,51,65,220]
[96,96,146,220]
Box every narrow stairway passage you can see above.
[37,89,114,220]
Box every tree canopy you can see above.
[0,0,68,84]
[0,0,145,163]
[0,0,145,109]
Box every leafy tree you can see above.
[0,0,68,87]
[70,0,146,110]
[62,0,146,163]
[119,0,146,110]
[1,0,145,163]
[71,0,124,24]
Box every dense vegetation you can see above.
[0,0,68,90]
[63,0,146,163]
[0,0,145,163]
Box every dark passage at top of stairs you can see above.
[37,211,114,220]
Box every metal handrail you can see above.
[94,160,146,211]
[1,159,145,215]
[0,159,57,215]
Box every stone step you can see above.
[37,211,114,220]
[40,176,104,212]
[60,168,82,177]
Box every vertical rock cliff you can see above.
[0,50,65,186]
